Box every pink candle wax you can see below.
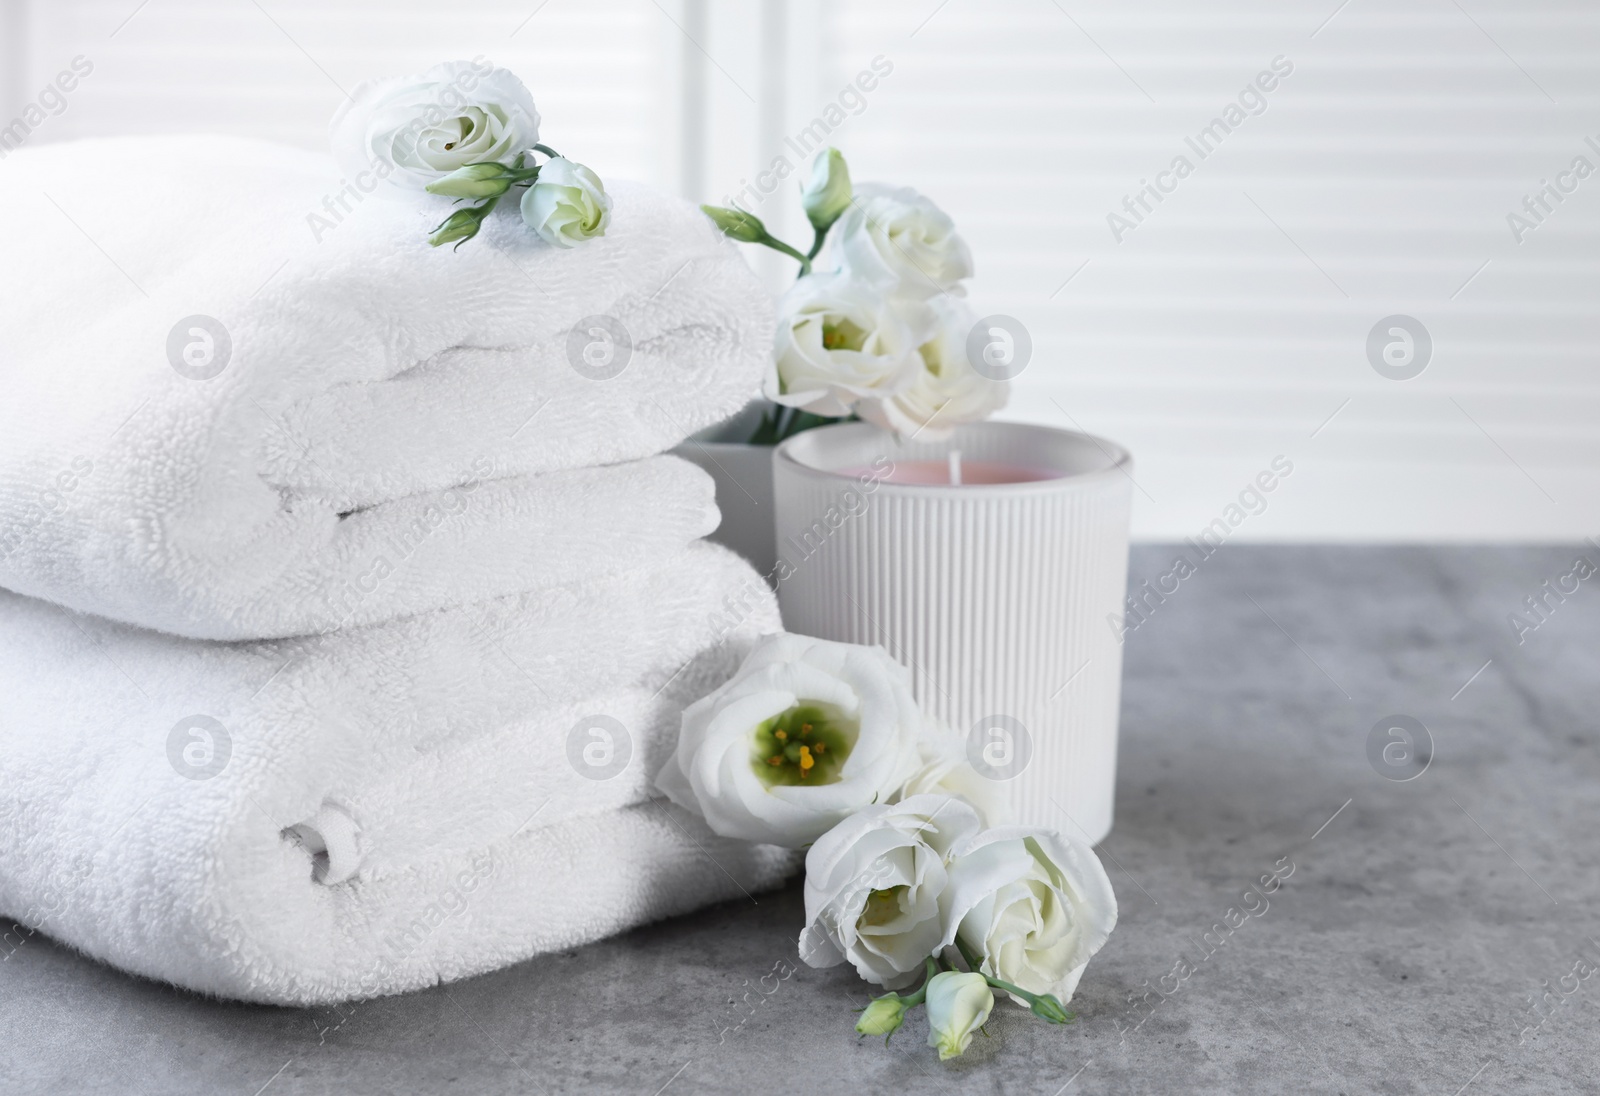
[836,459,1062,486]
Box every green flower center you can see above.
[820,318,869,353]
[860,886,908,928]
[750,702,856,787]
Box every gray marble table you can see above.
[4,546,1597,1094]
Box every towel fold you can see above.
[0,542,787,1003]
[0,134,772,636]
[10,798,795,1006]
[2,453,718,640]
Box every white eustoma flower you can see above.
[655,634,924,848]
[832,182,973,299]
[924,971,993,1060]
[799,794,983,988]
[892,722,1009,828]
[855,296,1009,441]
[521,158,611,247]
[330,60,541,190]
[938,827,1117,1006]
[764,273,929,418]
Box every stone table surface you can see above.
[4,545,1598,1095]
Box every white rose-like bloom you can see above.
[521,158,611,247]
[856,296,1010,441]
[938,827,1117,1006]
[655,634,924,848]
[833,183,974,299]
[892,722,1009,828]
[330,60,541,190]
[799,794,983,988]
[764,274,929,418]
[924,971,994,1061]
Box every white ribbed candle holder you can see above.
[772,422,1132,844]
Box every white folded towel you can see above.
[0,542,789,1003]
[12,799,794,1006]
[2,453,717,640]
[0,134,772,635]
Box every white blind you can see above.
[795,0,1600,541]
[11,0,681,186]
[7,1,1597,541]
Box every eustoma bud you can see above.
[521,157,610,247]
[699,204,771,244]
[428,207,485,248]
[855,994,908,1039]
[425,162,515,199]
[1028,992,1073,1025]
[924,971,993,1061]
[801,147,852,232]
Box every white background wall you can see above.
[4,0,1597,542]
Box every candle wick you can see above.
[948,450,962,486]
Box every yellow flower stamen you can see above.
[750,703,856,788]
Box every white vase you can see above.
[673,403,778,580]
[771,421,1133,844]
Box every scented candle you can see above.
[772,421,1133,843]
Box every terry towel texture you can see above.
[0,454,719,640]
[0,134,773,637]
[0,543,790,1004]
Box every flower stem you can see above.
[981,973,1037,1002]
[804,223,829,264]
[982,973,1075,1024]
[899,956,940,1007]
[531,143,563,160]
[756,235,812,275]
[953,937,1074,1023]
[853,958,938,1018]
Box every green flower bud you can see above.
[855,994,908,1040]
[1029,993,1074,1025]
[800,148,852,232]
[425,162,515,199]
[700,204,770,244]
[428,207,484,248]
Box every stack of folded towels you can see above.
[0,136,793,1004]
